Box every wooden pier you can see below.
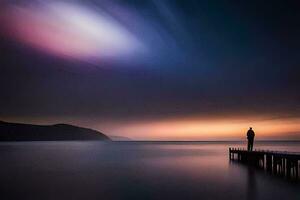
[229,148,300,180]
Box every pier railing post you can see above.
[266,154,272,172]
[286,158,291,179]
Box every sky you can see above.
[0,0,300,140]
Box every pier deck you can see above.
[229,148,300,180]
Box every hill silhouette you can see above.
[0,121,110,141]
[110,135,132,141]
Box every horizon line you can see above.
[111,140,300,142]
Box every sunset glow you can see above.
[98,117,300,140]
[14,115,300,141]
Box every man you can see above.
[247,127,255,151]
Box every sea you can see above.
[0,141,299,200]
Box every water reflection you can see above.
[247,166,257,200]
[0,141,298,200]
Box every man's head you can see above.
[249,127,252,130]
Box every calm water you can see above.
[0,141,299,200]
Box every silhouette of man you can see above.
[247,127,255,151]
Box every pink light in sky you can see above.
[0,2,144,61]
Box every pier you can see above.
[229,148,300,180]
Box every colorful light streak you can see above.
[0,1,144,61]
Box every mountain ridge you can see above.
[0,120,110,141]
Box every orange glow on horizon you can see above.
[103,117,300,140]
[2,115,300,140]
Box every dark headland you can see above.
[0,121,110,141]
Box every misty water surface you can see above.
[0,141,299,200]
